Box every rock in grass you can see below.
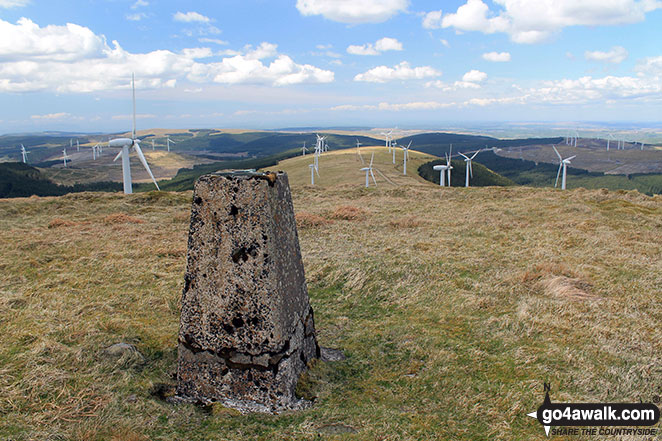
[176,171,319,413]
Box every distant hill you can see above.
[0,162,121,198]
[419,158,515,187]
[398,133,563,158]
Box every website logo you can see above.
[527,384,660,437]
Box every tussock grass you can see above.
[1,151,661,440]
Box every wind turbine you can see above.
[76,139,80,152]
[166,136,176,152]
[108,74,160,195]
[552,145,576,190]
[308,163,319,185]
[574,131,579,147]
[432,163,448,186]
[62,148,70,167]
[301,141,308,156]
[459,150,480,187]
[152,139,156,151]
[20,144,29,163]
[92,143,101,160]
[401,141,412,175]
[360,152,377,188]
[446,145,453,186]
[607,133,615,151]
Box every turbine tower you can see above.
[360,152,377,188]
[62,148,70,167]
[401,141,412,175]
[308,163,318,185]
[20,144,29,163]
[459,150,480,187]
[433,163,449,186]
[301,141,308,156]
[108,74,160,195]
[166,137,176,152]
[553,145,576,190]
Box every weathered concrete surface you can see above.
[176,171,319,413]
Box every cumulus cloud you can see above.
[0,18,334,92]
[173,11,211,23]
[422,10,443,29]
[296,0,408,23]
[585,46,628,63]
[354,61,441,82]
[425,70,487,90]
[462,69,487,83]
[482,51,510,62]
[430,0,661,44]
[347,37,403,55]
[131,0,148,8]
[0,0,29,7]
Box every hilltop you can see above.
[1,150,660,440]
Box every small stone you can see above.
[103,342,143,359]
[320,347,346,362]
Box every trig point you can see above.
[176,171,319,413]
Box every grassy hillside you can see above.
[1,150,661,440]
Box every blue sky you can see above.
[1,0,661,133]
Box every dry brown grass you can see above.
[48,218,78,228]
[102,213,145,224]
[295,212,333,228]
[1,151,661,440]
[327,205,366,221]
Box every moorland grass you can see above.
[0,148,660,440]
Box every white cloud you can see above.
[198,38,228,45]
[354,61,441,82]
[585,46,628,63]
[0,18,334,92]
[482,51,510,62]
[316,44,332,50]
[440,39,450,47]
[433,0,661,44]
[0,0,29,7]
[173,11,211,23]
[635,55,662,75]
[347,37,403,55]
[331,101,455,111]
[30,112,70,120]
[462,69,487,83]
[296,0,408,23]
[131,0,148,9]
[422,10,443,29]
[126,13,147,21]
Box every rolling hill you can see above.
[0,153,661,440]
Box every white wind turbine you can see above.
[573,131,579,147]
[553,145,576,190]
[308,162,319,185]
[152,139,156,151]
[607,133,616,151]
[109,74,160,195]
[401,141,412,175]
[92,143,101,160]
[432,163,449,186]
[62,148,70,167]
[446,145,453,186]
[20,144,29,163]
[166,136,176,152]
[301,141,308,156]
[360,152,377,188]
[459,150,480,187]
[76,139,80,152]
[356,139,364,163]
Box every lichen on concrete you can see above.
[176,170,319,413]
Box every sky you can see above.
[1,0,662,133]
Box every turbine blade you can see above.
[471,149,480,159]
[459,152,469,160]
[132,73,136,140]
[566,155,577,161]
[370,152,374,167]
[134,142,160,190]
[555,163,562,187]
[552,145,562,160]
[370,169,377,186]
[114,149,123,162]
